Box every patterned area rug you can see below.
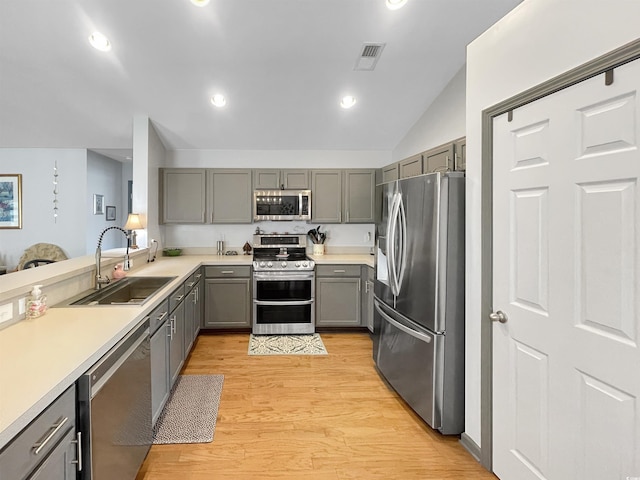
[248,334,328,355]
[152,374,224,444]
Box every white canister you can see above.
[313,244,325,255]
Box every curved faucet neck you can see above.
[95,226,131,289]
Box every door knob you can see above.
[489,310,508,323]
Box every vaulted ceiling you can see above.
[0,0,522,157]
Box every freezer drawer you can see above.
[374,299,441,430]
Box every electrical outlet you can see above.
[18,297,26,315]
[0,303,13,325]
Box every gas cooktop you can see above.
[252,233,315,272]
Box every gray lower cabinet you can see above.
[168,287,186,386]
[253,169,309,189]
[316,265,362,327]
[0,385,79,480]
[150,300,170,426]
[362,266,374,333]
[208,169,252,223]
[203,266,251,328]
[28,428,77,480]
[160,168,207,224]
[184,270,203,354]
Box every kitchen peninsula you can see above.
[0,251,372,458]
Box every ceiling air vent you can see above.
[354,43,386,71]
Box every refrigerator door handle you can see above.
[387,191,400,296]
[395,193,407,293]
[374,300,432,343]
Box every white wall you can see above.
[392,65,466,162]
[0,149,87,268]
[86,151,126,252]
[465,0,640,451]
[133,116,167,251]
[165,149,390,169]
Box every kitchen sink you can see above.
[59,276,177,307]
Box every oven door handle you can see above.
[253,300,314,306]
[253,274,315,281]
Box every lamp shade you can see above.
[124,213,143,230]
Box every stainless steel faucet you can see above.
[95,226,130,290]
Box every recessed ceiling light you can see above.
[211,94,227,108]
[340,96,357,109]
[190,0,210,6]
[88,32,111,52]
[386,0,408,10]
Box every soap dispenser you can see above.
[26,285,47,319]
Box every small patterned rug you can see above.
[152,374,224,444]
[248,334,328,355]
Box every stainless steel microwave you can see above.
[253,189,311,221]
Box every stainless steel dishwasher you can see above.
[77,319,152,480]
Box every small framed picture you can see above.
[93,194,104,215]
[106,205,116,221]
[0,174,22,229]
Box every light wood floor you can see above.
[136,332,497,480]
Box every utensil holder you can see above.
[313,244,325,255]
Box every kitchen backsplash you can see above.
[162,221,375,252]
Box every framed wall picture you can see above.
[0,174,23,229]
[106,205,116,221]
[93,194,104,215]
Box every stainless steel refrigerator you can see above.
[373,171,465,435]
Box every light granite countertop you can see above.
[0,253,372,448]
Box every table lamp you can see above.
[124,213,143,249]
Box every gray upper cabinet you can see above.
[160,168,207,224]
[454,137,466,171]
[344,170,375,223]
[381,163,399,183]
[423,143,454,173]
[253,169,309,189]
[399,154,423,179]
[311,169,342,223]
[208,169,253,223]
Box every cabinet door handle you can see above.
[221,270,234,274]
[167,320,173,339]
[358,279,361,292]
[33,417,68,455]
[157,311,168,323]
[187,281,195,288]
[192,290,197,304]
[333,269,346,273]
[174,294,185,302]
[71,431,83,471]
[195,273,202,280]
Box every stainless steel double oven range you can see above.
[252,234,315,334]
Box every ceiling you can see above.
[0,0,522,158]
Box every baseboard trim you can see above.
[460,433,482,464]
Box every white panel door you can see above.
[493,58,640,480]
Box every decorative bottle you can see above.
[26,285,47,319]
